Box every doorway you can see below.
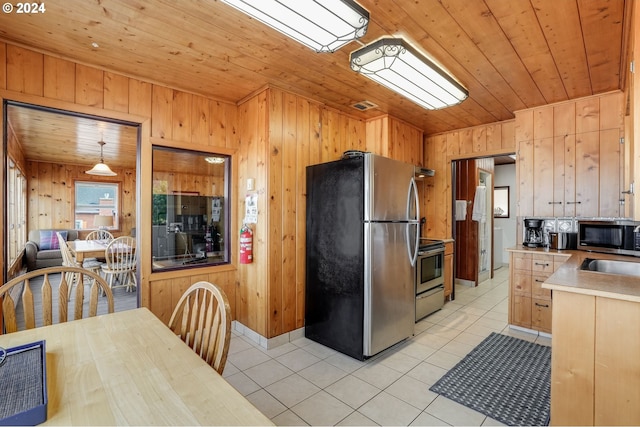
[453,155,515,286]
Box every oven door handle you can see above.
[418,247,445,257]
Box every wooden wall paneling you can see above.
[472,126,487,153]
[599,128,622,217]
[267,89,284,337]
[486,123,502,151]
[447,131,461,156]
[280,92,298,335]
[365,116,386,155]
[594,297,640,426]
[191,95,210,144]
[501,121,515,150]
[295,99,310,328]
[151,85,173,139]
[574,131,600,216]
[128,78,153,118]
[74,64,104,108]
[0,42,5,90]
[171,91,192,143]
[104,72,130,113]
[43,57,76,103]
[459,129,473,155]
[6,45,43,95]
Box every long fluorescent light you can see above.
[350,38,468,110]
[221,0,369,53]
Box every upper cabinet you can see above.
[516,92,625,219]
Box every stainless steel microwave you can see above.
[578,220,640,256]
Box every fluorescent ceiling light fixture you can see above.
[86,140,117,176]
[221,0,369,53]
[350,38,469,110]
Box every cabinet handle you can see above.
[535,302,550,308]
[548,201,562,205]
[534,262,550,267]
[535,279,545,283]
[566,201,582,205]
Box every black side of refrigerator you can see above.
[305,157,365,360]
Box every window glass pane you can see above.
[151,147,230,271]
[74,182,119,230]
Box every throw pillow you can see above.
[39,230,67,250]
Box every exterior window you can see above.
[151,146,230,271]
[7,158,26,268]
[74,181,119,230]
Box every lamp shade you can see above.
[350,38,468,110]
[94,215,114,228]
[86,140,117,176]
[86,161,117,176]
[221,0,369,53]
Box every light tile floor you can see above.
[223,266,551,426]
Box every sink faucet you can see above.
[634,225,640,233]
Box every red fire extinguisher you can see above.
[239,224,253,264]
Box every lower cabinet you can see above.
[444,241,454,300]
[508,251,569,333]
[551,291,640,426]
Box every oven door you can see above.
[416,248,444,294]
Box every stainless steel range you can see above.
[415,238,445,321]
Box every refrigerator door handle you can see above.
[407,177,420,267]
[406,177,420,221]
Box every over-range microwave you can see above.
[578,220,640,256]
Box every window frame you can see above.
[73,180,121,231]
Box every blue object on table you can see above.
[0,341,47,426]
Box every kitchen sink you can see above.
[579,258,640,278]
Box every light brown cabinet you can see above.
[522,129,622,218]
[444,241,454,300]
[550,291,640,426]
[508,251,568,333]
[516,92,625,218]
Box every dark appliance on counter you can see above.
[578,220,640,257]
[523,218,544,247]
[416,238,445,321]
[549,232,577,250]
[305,153,419,360]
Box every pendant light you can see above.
[86,140,117,176]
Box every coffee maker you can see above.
[523,218,544,247]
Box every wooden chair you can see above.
[101,236,137,292]
[0,266,114,333]
[85,229,114,243]
[168,281,231,374]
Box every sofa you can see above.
[25,229,79,271]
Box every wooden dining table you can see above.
[66,239,109,263]
[0,308,273,426]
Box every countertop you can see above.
[507,246,640,303]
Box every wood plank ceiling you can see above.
[0,0,631,166]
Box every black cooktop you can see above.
[419,238,445,251]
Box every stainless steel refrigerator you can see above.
[305,153,419,360]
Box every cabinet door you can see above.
[533,137,555,217]
[532,254,555,275]
[531,298,552,332]
[512,295,532,328]
[532,275,551,299]
[598,129,622,218]
[444,253,453,300]
[512,272,531,295]
[573,131,600,217]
